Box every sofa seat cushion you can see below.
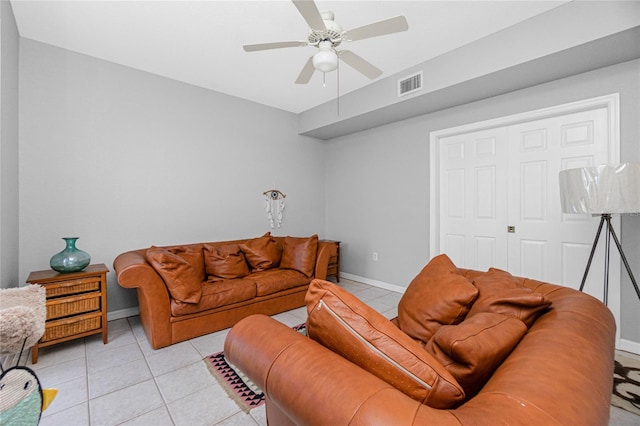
[170,279,256,316]
[425,312,527,398]
[398,254,479,343]
[251,269,310,296]
[305,279,466,409]
[279,235,318,277]
[467,268,551,327]
[204,244,250,279]
[146,247,203,304]
[239,234,283,272]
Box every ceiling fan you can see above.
[243,0,409,84]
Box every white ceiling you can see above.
[9,0,570,113]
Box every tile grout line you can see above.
[84,337,92,425]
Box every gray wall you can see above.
[325,59,640,343]
[0,0,20,289]
[18,39,326,313]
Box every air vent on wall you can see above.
[398,71,423,97]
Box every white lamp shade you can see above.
[559,163,640,214]
[312,49,338,73]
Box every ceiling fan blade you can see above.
[346,16,409,42]
[243,41,308,52]
[339,51,383,80]
[295,57,315,84]
[292,0,326,30]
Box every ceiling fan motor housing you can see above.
[308,11,343,46]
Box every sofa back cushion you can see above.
[279,235,318,278]
[306,279,465,408]
[239,234,282,272]
[146,247,203,304]
[203,244,250,279]
[467,268,551,327]
[397,254,479,343]
[425,312,527,397]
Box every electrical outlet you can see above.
[372,252,378,261]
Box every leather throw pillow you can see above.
[146,247,203,304]
[467,268,551,327]
[425,312,527,398]
[305,279,466,408]
[164,245,205,281]
[397,254,479,343]
[279,235,318,278]
[203,244,250,279]
[239,234,282,272]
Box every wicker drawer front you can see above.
[327,265,338,275]
[46,292,101,320]
[41,312,102,342]
[44,277,101,298]
[329,255,338,264]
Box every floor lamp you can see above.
[559,163,640,305]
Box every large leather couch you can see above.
[225,258,616,425]
[114,234,336,349]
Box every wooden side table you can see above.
[26,264,109,364]
[322,240,341,282]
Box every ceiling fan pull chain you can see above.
[337,58,340,116]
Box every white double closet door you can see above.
[434,96,619,307]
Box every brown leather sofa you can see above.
[114,234,337,349]
[225,268,616,425]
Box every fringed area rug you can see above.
[204,323,306,412]
[613,352,640,415]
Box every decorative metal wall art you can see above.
[263,189,286,228]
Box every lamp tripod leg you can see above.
[603,215,612,306]
[606,216,640,301]
[579,215,606,292]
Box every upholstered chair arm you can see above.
[313,241,337,280]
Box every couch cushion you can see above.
[146,247,203,304]
[425,312,527,398]
[165,245,205,281]
[279,235,318,278]
[397,254,479,343]
[467,268,551,327]
[250,269,310,296]
[203,244,250,279]
[170,278,256,316]
[305,279,465,408]
[239,234,282,272]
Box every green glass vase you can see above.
[50,237,91,273]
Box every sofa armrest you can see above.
[113,251,173,349]
[313,241,337,280]
[225,315,460,426]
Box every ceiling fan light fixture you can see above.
[313,49,338,73]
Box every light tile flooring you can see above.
[10,279,639,425]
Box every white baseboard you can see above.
[340,272,406,294]
[618,338,640,355]
[107,307,139,322]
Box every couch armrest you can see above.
[113,251,172,349]
[225,315,460,426]
[313,241,337,280]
